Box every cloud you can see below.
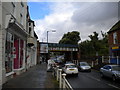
[33,2,119,43]
[28,0,120,2]
[72,2,118,25]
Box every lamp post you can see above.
[46,29,56,61]
[47,30,56,43]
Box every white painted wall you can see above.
[1,1,28,86]
[0,1,2,89]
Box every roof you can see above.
[28,19,35,26]
[108,20,120,33]
[34,32,38,39]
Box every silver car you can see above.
[100,65,120,81]
[78,62,91,72]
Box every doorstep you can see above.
[13,68,25,75]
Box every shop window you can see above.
[29,23,31,26]
[21,2,24,7]
[113,32,118,44]
[29,27,31,35]
[5,32,14,73]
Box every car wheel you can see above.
[100,72,104,78]
[112,75,116,81]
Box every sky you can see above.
[28,1,119,43]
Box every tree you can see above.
[88,32,100,55]
[59,31,80,45]
[79,31,109,59]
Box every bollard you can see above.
[96,59,98,65]
[62,73,66,88]
[56,66,59,81]
[117,56,119,65]
[92,61,94,67]
[75,60,77,65]
[109,56,111,64]
[77,60,79,65]
[72,60,74,64]
[59,69,62,88]
[102,56,104,63]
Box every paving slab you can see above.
[2,63,59,89]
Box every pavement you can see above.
[2,63,59,89]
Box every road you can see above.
[66,70,120,89]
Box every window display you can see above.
[5,32,24,73]
[5,32,14,73]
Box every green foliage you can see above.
[59,31,80,45]
[79,31,109,58]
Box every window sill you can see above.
[13,67,24,71]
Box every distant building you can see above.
[108,20,120,64]
[37,41,40,64]
[26,7,38,69]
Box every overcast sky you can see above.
[28,1,119,43]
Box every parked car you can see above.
[100,65,120,81]
[63,63,78,76]
[78,62,91,72]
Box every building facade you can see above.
[26,15,38,69]
[0,1,38,88]
[108,20,120,64]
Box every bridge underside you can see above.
[40,42,80,62]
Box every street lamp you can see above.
[47,29,56,43]
[46,29,56,63]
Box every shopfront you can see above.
[5,32,25,74]
[5,20,27,75]
[110,46,120,64]
[5,32,14,73]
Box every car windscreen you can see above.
[67,65,76,68]
[80,62,89,66]
[112,66,120,71]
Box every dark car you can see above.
[78,62,91,72]
[100,65,120,81]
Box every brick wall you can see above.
[108,29,120,47]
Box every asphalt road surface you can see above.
[66,70,120,89]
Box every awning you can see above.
[6,14,28,40]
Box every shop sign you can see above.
[112,46,119,50]
[40,44,48,53]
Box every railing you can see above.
[53,66,73,90]
[91,56,120,67]
[72,60,79,65]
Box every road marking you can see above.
[86,75,101,82]
[92,69,100,72]
[108,84,120,89]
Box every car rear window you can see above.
[80,62,89,66]
[67,65,76,68]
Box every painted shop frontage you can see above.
[108,20,120,64]
[5,16,27,75]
